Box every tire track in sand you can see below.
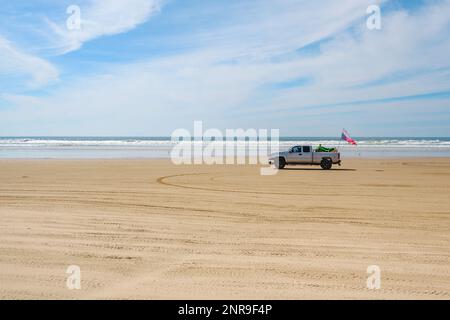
[156,173,399,198]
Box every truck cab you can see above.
[286,145,314,164]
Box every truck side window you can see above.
[292,146,301,152]
[302,146,311,153]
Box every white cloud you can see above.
[47,0,163,53]
[249,0,450,113]
[0,36,58,88]
[165,0,380,61]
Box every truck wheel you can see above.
[320,158,332,170]
[275,157,286,169]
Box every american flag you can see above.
[341,129,357,145]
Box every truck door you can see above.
[297,146,313,164]
[286,146,303,163]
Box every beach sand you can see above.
[0,158,449,299]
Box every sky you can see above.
[0,0,449,137]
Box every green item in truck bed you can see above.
[315,145,337,152]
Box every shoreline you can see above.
[2,137,450,160]
[1,155,450,161]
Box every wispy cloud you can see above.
[0,36,58,88]
[47,0,163,53]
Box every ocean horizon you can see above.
[1,136,450,159]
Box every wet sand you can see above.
[0,158,449,299]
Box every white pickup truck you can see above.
[268,145,341,169]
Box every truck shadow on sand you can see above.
[282,167,356,171]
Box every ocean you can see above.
[1,136,450,159]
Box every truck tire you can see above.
[275,157,286,169]
[320,158,332,170]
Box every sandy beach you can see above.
[0,158,449,299]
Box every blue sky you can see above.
[0,0,450,136]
